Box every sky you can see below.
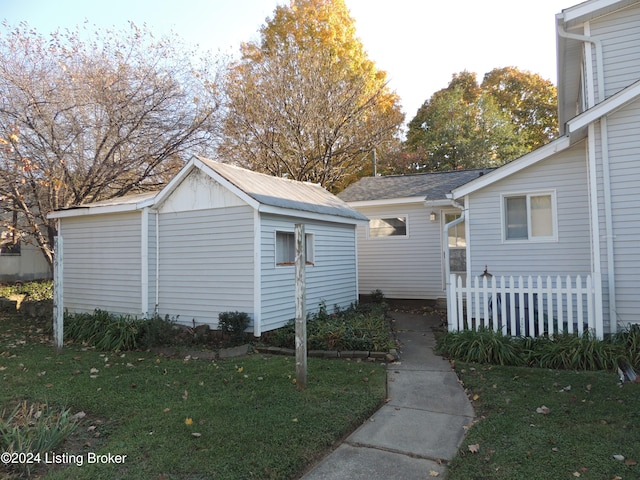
[2,0,572,121]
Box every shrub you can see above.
[264,302,394,352]
[137,313,178,349]
[218,311,250,345]
[0,280,53,301]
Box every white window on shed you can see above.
[275,231,314,266]
[369,216,407,238]
[503,192,556,241]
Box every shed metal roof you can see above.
[337,169,494,203]
[197,157,368,222]
[49,156,368,223]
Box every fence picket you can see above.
[448,273,602,339]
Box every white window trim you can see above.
[274,230,315,267]
[500,190,558,243]
[366,214,409,240]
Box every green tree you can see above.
[482,67,558,149]
[219,0,404,191]
[0,22,223,267]
[405,68,557,171]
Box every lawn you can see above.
[448,362,640,480]
[0,313,387,479]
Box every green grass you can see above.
[448,362,640,480]
[0,314,386,479]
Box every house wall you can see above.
[351,203,449,300]
[603,96,640,327]
[465,140,592,280]
[590,2,640,100]
[59,212,143,315]
[259,214,358,332]
[0,242,51,282]
[156,169,254,328]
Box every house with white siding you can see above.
[446,0,640,336]
[47,156,367,336]
[337,169,492,301]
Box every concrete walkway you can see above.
[300,310,474,479]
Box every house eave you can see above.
[451,135,572,199]
[346,196,428,208]
[567,79,640,135]
[258,205,369,225]
[47,197,155,219]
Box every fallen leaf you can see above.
[71,411,86,421]
[572,472,581,477]
[185,417,193,426]
[429,470,440,477]
[536,406,551,414]
[292,418,299,423]
[89,367,99,374]
[625,458,638,466]
[472,394,480,401]
[182,390,189,401]
[468,444,480,453]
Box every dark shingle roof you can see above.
[337,169,495,202]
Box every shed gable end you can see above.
[158,168,246,214]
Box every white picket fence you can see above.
[447,273,604,339]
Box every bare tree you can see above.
[0,22,224,268]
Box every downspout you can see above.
[155,210,160,311]
[558,21,615,332]
[253,209,262,337]
[444,198,466,329]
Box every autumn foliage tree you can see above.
[219,0,404,191]
[0,22,223,268]
[404,68,557,171]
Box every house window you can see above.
[445,213,466,248]
[503,192,555,241]
[275,231,314,266]
[369,217,407,238]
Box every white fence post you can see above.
[53,236,63,351]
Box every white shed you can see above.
[48,156,368,336]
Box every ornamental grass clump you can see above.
[0,401,78,477]
[437,328,633,371]
[65,310,146,351]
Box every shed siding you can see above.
[352,203,445,299]
[157,206,254,327]
[604,97,640,326]
[259,215,358,331]
[466,141,592,280]
[591,3,640,100]
[60,212,143,315]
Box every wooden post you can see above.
[53,235,64,351]
[294,223,307,390]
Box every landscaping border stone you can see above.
[253,345,398,361]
